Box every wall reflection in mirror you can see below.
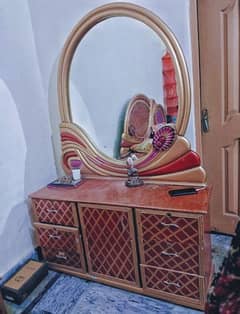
[69,17,178,159]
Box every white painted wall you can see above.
[0,0,195,276]
[0,0,56,276]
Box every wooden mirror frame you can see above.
[58,2,206,185]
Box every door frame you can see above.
[189,0,202,159]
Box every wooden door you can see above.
[198,0,240,233]
[78,204,140,287]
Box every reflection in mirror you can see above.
[120,94,167,159]
[69,17,178,159]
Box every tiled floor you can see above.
[4,234,232,314]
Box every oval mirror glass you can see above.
[69,17,178,159]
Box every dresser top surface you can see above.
[30,179,210,214]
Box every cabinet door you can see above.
[78,204,140,287]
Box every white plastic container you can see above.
[70,159,82,181]
[72,168,81,181]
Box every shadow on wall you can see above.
[48,58,65,178]
[0,79,33,276]
[0,201,33,277]
[48,58,101,176]
[69,79,99,146]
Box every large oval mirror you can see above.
[58,3,197,182]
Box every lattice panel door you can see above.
[35,223,86,272]
[79,205,140,286]
[136,210,201,274]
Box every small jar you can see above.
[70,159,82,181]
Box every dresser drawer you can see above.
[141,240,199,274]
[32,199,78,227]
[137,209,200,246]
[34,223,86,272]
[41,247,84,270]
[141,265,203,302]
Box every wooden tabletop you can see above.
[30,179,210,214]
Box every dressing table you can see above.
[30,3,213,310]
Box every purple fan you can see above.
[152,124,176,152]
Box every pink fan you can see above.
[152,124,176,152]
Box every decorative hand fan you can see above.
[152,124,176,152]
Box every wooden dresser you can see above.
[30,179,212,310]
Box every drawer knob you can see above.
[56,252,67,260]
[163,280,181,288]
[161,251,179,257]
[160,222,179,228]
[46,209,58,214]
[49,234,61,240]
